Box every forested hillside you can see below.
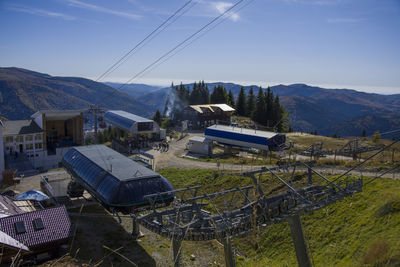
[0,67,154,120]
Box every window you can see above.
[35,143,43,150]
[25,144,33,150]
[16,136,23,142]
[25,135,33,141]
[32,218,45,231]
[138,122,153,132]
[5,136,13,143]
[35,134,42,141]
[14,221,26,234]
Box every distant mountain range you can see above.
[104,82,162,98]
[1,67,399,138]
[0,67,154,120]
[106,81,400,138]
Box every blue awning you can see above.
[14,190,50,201]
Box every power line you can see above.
[118,0,248,90]
[95,0,196,82]
[105,1,197,80]
[137,0,256,80]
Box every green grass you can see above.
[159,168,400,267]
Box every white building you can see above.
[187,136,212,156]
[3,120,44,156]
[0,120,4,181]
[2,110,84,172]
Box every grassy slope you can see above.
[159,168,400,267]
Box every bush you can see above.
[372,131,381,144]
[361,240,390,266]
[375,197,400,217]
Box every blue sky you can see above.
[1,0,399,94]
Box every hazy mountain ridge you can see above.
[1,67,398,138]
[326,113,400,138]
[131,82,399,137]
[104,82,162,99]
[0,67,154,120]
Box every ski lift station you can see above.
[205,124,286,151]
[103,110,165,139]
[62,145,174,213]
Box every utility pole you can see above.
[88,105,105,143]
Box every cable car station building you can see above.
[205,124,286,151]
[104,110,165,153]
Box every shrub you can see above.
[361,240,389,266]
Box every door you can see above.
[19,144,23,153]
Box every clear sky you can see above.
[1,0,399,94]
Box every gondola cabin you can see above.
[62,145,174,213]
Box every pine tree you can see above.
[253,87,266,123]
[246,87,255,117]
[210,85,228,104]
[236,87,247,116]
[264,86,273,126]
[199,81,210,104]
[273,95,283,130]
[279,106,291,132]
[152,110,162,125]
[190,82,202,105]
[179,82,190,103]
[362,129,366,137]
[227,90,235,108]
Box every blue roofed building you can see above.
[205,124,286,151]
[62,145,174,213]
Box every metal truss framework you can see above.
[138,161,362,242]
[298,142,331,158]
[136,139,399,267]
[337,139,384,158]
[298,139,386,160]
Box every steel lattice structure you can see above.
[337,139,384,157]
[135,139,399,267]
[298,142,332,158]
[138,161,363,242]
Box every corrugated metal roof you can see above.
[0,206,72,248]
[104,110,153,132]
[0,230,29,251]
[3,120,43,135]
[62,145,174,208]
[31,110,85,119]
[68,145,158,181]
[206,124,277,138]
[188,104,235,114]
[0,196,24,218]
[211,104,235,111]
[189,136,211,143]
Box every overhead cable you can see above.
[137,0,256,80]
[95,0,196,82]
[118,0,248,89]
